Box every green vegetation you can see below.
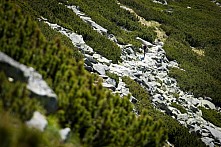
[118,0,221,107]
[15,0,121,63]
[123,77,205,147]
[1,0,220,146]
[0,1,167,146]
[171,102,187,114]
[63,0,156,46]
[106,71,119,86]
[123,76,152,113]
[0,112,50,147]
[199,107,221,128]
[37,21,83,62]
[0,72,42,121]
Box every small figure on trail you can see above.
[143,44,148,58]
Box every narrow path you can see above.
[118,2,167,42]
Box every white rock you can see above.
[26,111,48,132]
[177,113,188,121]
[198,100,216,109]
[201,137,214,147]
[204,126,221,143]
[0,52,57,112]
[59,128,71,141]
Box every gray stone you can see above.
[131,96,138,104]
[97,56,112,64]
[202,132,210,137]
[177,113,188,121]
[136,37,153,47]
[26,111,48,131]
[0,52,57,113]
[168,61,179,68]
[59,128,71,141]
[204,126,221,143]
[125,47,134,55]
[187,118,197,126]
[108,34,118,43]
[102,82,116,91]
[198,100,216,109]
[66,5,108,34]
[201,137,214,147]
[84,64,93,72]
[105,78,117,87]
[85,54,98,64]
[93,63,109,75]
[84,58,93,67]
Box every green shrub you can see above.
[199,107,221,128]
[56,63,167,146]
[171,102,187,114]
[122,76,152,113]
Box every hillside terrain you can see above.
[0,0,221,147]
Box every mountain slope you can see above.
[1,0,221,146]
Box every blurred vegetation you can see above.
[199,107,221,128]
[0,112,49,147]
[123,76,206,147]
[0,72,43,121]
[0,1,167,146]
[118,0,221,107]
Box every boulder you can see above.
[177,113,188,121]
[105,78,117,87]
[85,54,98,64]
[136,37,153,47]
[26,111,48,131]
[0,52,57,113]
[84,64,93,72]
[84,58,93,67]
[59,128,71,141]
[201,137,214,147]
[125,47,134,55]
[97,56,112,65]
[93,63,109,75]
[102,82,116,91]
[198,100,216,109]
[108,34,118,43]
[130,96,138,104]
[204,126,221,143]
